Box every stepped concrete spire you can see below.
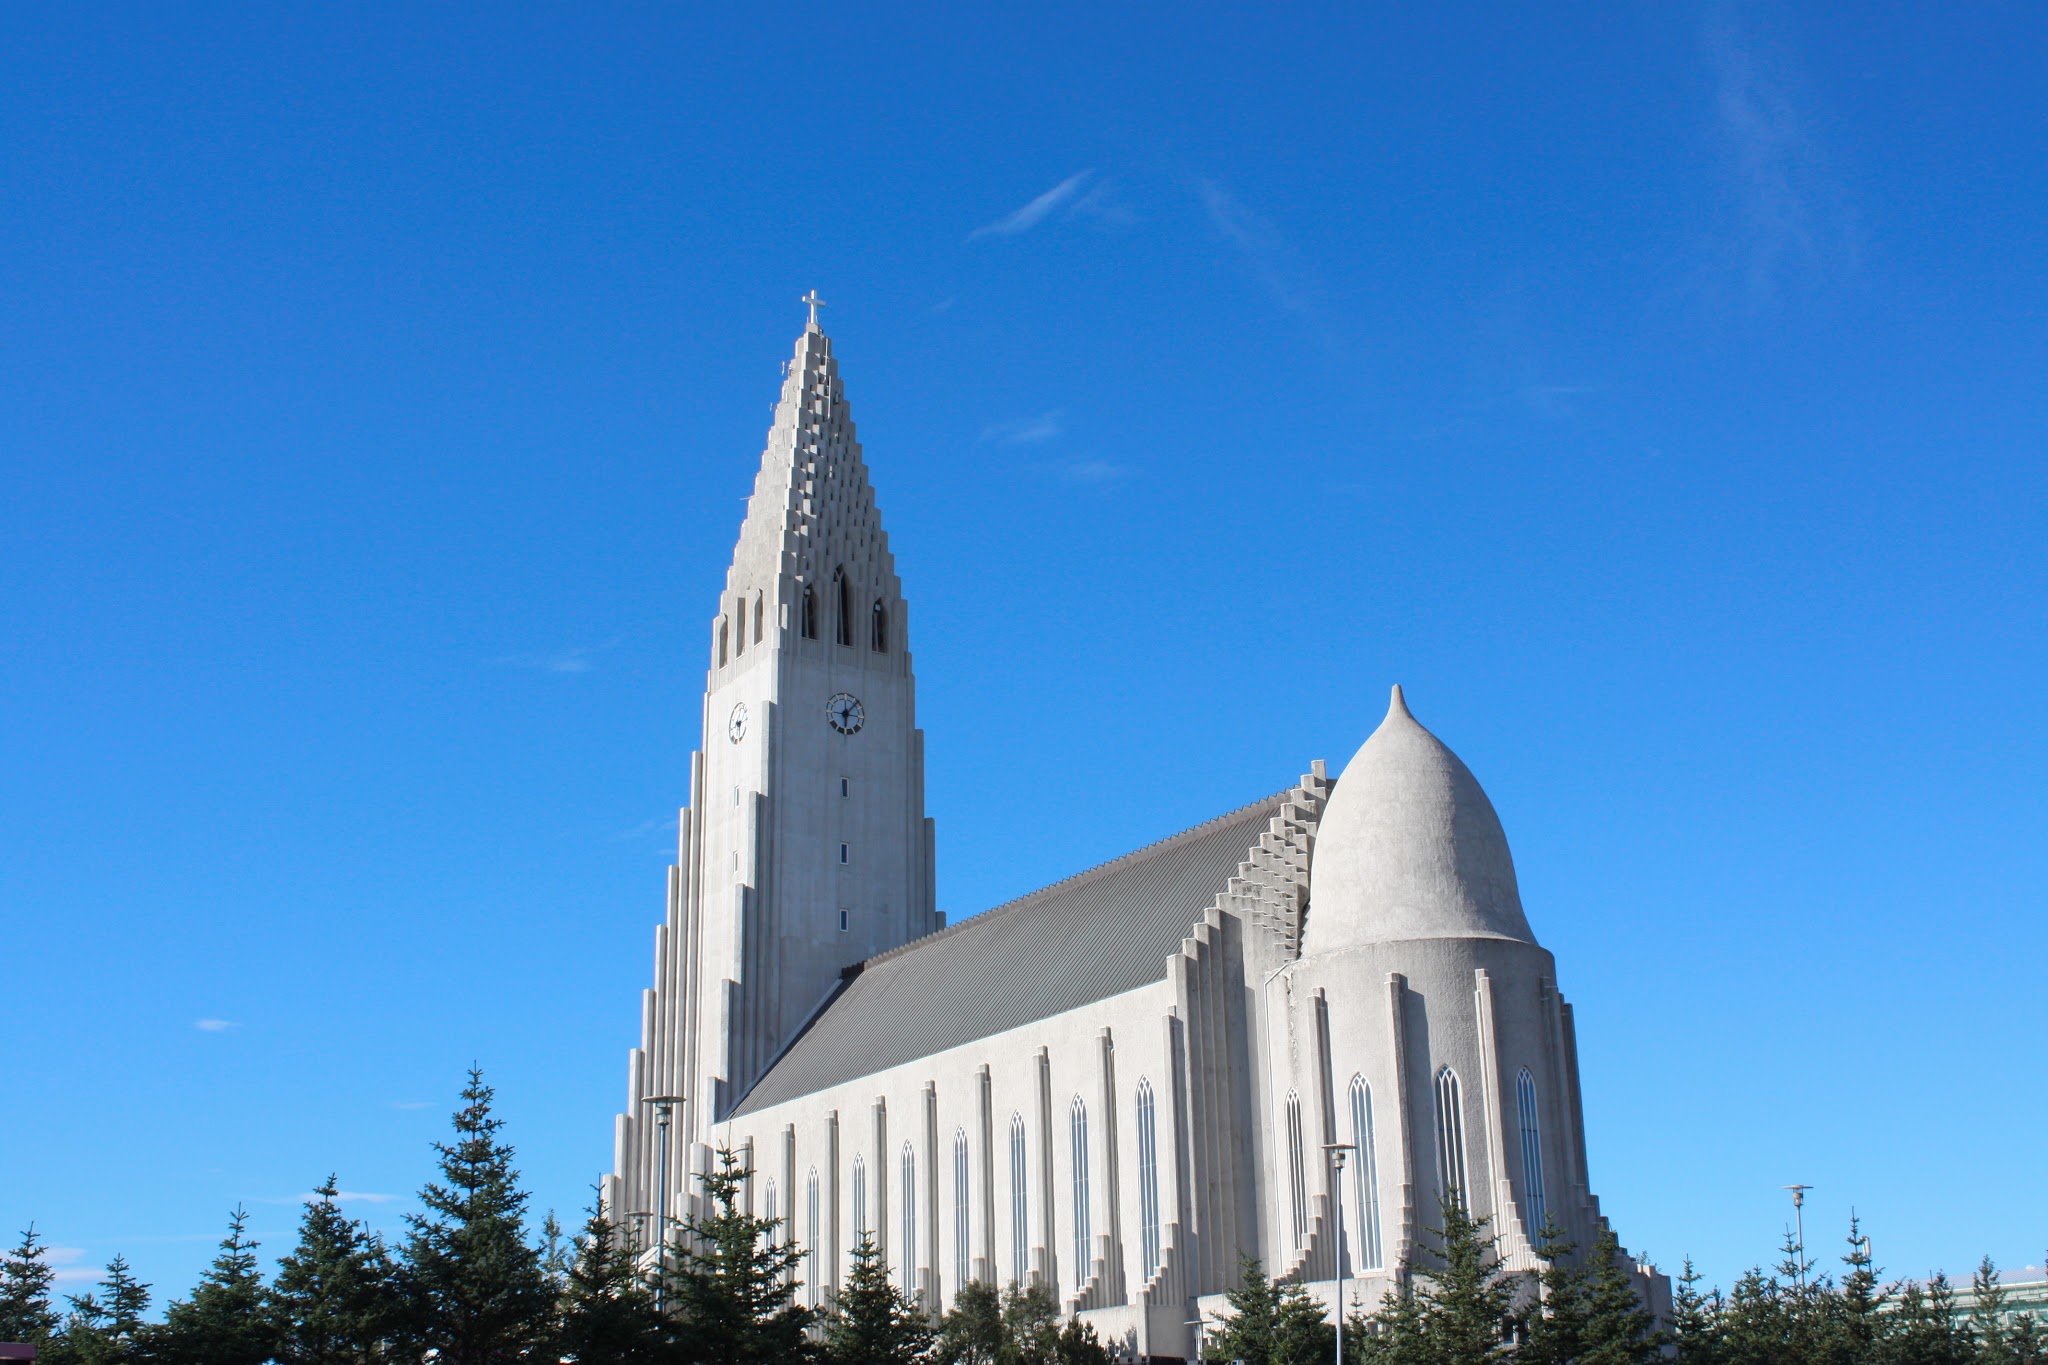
[1304,683,1535,952]
[717,315,903,668]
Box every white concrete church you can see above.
[605,305,1662,1361]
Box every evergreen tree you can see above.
[539,1212,572,1294]
[934,1280,1003,1365]
[1048,1316,1111,1365]
[1715,1265,1788,1365]
[1667,1259,1723,1365]
[1881,1274,1972,1365]
[663,1146,810,1364]
[1347,1273,1426,1365]
[146,1206,275,1365]
[401,1066,555,1364]
[818,1232,931,1365]
[1973,1256,2014,1362]
[1577,1227,1660,1365]
[1821,1215,1885,1365]
[272,1176,402,1365]
[1206,1257,1285,1365]
[1517,1224,1590,1365]
[47,1256,151,1365]
[0,1225,61,1345]
[995,1281,1059,1365]
[553,1193,667,1365]
[1420,1192,1516,1364]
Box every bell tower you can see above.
[611,300,939,1220]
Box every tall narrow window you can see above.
[871,599,889,652]
[1517,1068,1547,1238]
[1349,1076,1384,1271]
[806,1168,820,1307]
[802,586,818,640]
[852,1155,867,1235]
[753,592,764,644]
[734,599,745,655]
[1070,1098,1091,1284]
[834,568,853,646]
[1009,1114,1029,1285]
[954,1128,971,1292]
[1136,1079,1160,1280]
[764,1178,777,1228]
[1285,1091,1308,1246]
[1435,1067,1468,1211]
[901,1142,918,1296]
[718,618,729,665]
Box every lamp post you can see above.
[1783,1185,1812,1290]
[1325,1143,1357,1365]
[647,1095,687,1312]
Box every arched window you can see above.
[718,618,729,665]
[1008,1113,1029,1285]
[806,1167,821,1307]
[834,568,853,646]
[852,1155,867,1235]
[871,599,889,653]
[901,1142,918,1295]
[1517,1068,1547,1238]
[753,592,764,644]
[764,1177,777,1228]
[801,585,818,640]
[1285,1091,1308,1246]
[1070,1097,1091,1284]
[1349,1076,1385,1271]
[953,1128,971,1292]
[1435,1067,1468,1211]
[1136,1078,1161,1279]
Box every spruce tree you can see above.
[0,1225,60,1345]
[1576,1227,1660,1365]
[662,1145,809,1364]
[553,1193,666,1365]
[271,1176,403,1365]
[1049,1315,1111,1365]
[1826,1214,1885,1365]
[1206,1256,1284,1365]
[996,1281,1060,1365]
[934,1280,1003,1364]
[48,1256,151,1365]
[1418,1192,1516,1364]
[1667,1258,1724,1365]
[146,1206,276,1365]
[818,1232,931,1365]
[1881,1274,1971,1365]
[1348,1273,1427,1365]
[401,1066,554,1364]
[1517,1223,1590,1365]
[1973,1256,2013,1361]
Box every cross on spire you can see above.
[801,289,827,329]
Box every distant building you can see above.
[603,306,1664,1360]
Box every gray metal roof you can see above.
[731,791,1290,1116]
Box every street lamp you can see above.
[1782,1185,1812,1290]
[647,1095,688,1311]
[1325,1143,1358,1365]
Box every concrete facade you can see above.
[607,315,1662,1361]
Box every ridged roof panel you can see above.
[731,791,1289,1115]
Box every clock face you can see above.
[727,702,748,744]
[826,692,865,735]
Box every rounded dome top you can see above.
[1305,685,1535,953]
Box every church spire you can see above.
[713,304,904,671]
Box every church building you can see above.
[605,305,1662,1360]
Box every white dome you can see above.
[1305,685,1535,952]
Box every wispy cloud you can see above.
[492,638,621,676]
[391,1100,433,1111]
[193,1018,239,1033]
[1199,181,1314,315]
[932,296,957,314]
[981,412,1065,446]
[1062,459,1131,486]
[969,171,1095,240]
[1702,12,1853,305]
[48,1246,98,1286]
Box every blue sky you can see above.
[4,1,2045,1307]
